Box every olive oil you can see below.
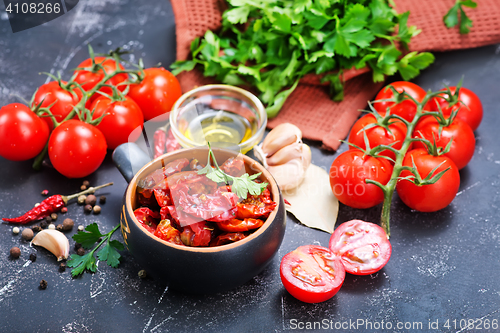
[183,110,256,149]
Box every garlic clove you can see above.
[266,142,305,166]
[301,144,312,170]
[31,229,69,261]
[261,123,302,156]
[267,158,307,191]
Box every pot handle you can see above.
[112,143,152,183]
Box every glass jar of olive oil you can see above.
[170,85,267,154]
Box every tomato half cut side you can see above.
[329,220,391,275]
[280,245,345,303]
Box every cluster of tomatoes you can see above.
[0,48,182,178]
[280,220,392,303]
[329,81,482,213]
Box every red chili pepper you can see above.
[153,128,167,159]
[2,183,113,224]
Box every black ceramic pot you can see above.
[112,143,286,294]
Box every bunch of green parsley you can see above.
[171,0,434,117]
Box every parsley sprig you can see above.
[67,223,124,277]
[197,144,268,199]
[443,0,477,34]
[172,0,435,117]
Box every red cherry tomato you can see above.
[0,103,49,161]
[413,116,475,170]
[128,67,182,121]
[280,245,345,303]
[73,57,128,97]
[396,149,460,212]
[373,81,426,122]
[329,220,392,275]
[329,149,393,209]
[32,81,82,131]
[348,113,408,161]
[425,87,483,131]
[90,95,144,150]
[48,120,107,178]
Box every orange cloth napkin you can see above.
[171,0,500,150]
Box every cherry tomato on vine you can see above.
[32,81,82,131]
[396,149,460,212]
[425,87,483,131]
[280,245,345,303]
[0,103,49,161]
[348,113,407,161]
[373,81,426,122]
[90,95,144,150]
[48,120,107,178]
[413,117,475,170]
[329,220,392,275]
[128,67,182,121]
[329,149,393,209]
[73,57,128,97]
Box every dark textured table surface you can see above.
[1,1,499,332]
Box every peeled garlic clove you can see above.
[301,144,312,170]
[267,158,307,191]
[267,142,305,166]
[262,123,302,156]
[31,229,69,261]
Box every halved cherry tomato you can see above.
[396,148,460,212]
[329,220,391,276]
[348,113,407,161]
[425,86,482,131]
[373,81,426,122]
[280,245,345,303]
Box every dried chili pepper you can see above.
[3,183,113,224]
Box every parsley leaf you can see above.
[67,224,123,277]
[197,143,268,199]
[172,0,434,117]
[443,0,477,34]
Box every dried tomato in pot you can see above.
[180,221,213,247]
[210,232,247,247]
[133,207,160,234]
[154,219,183,245]
[217,218,264,232]
[236,188,276,220]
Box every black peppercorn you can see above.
[40,221,48,229]
[99,195,106,204]
[138,270,147,279]
[77,247,85,256]
[74,243,82,251]
[84,204,93,213]
[39,279,48,290]
[59,262,66,272]
[29,253,37,262]
[31,225,42,233]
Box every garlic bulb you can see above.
[254,123,311,190]
[31,229,69,261]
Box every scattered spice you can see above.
[77,225,84,231]
[41,189,49,196]
[99,196,106,204]
[48,224,56,230]
[82,180,90,187]
[56,224,63,231]
[10,247,21,258]
[138,270,147,279]
[84,204,92,213]
[12,227,20,235]
[40,221,48,229]
[85,194,97,206]
[60,207,68,214]
[76,247,85,256]
[45,216,52,223]
[31,225,42,233]
[50,213,58,221]
[62,218,74,231]
[93,205,101,214]
[21,228,34,241]
[29,253,37,262]
[39,279,48,290]
[74,243,82,251]
[77,195,87,205]
[59,262,66,272]
[80,185,87,191]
